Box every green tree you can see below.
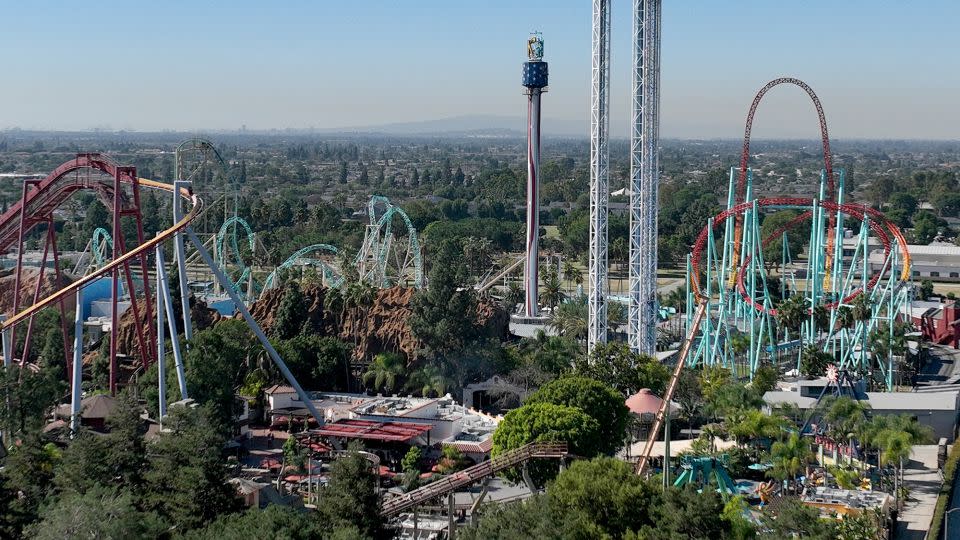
[505,281,524,310]
[575,342,670,397]
[404,362,450,397]
[410,239,482,356]
[919,279,934,301]
[776,294,807,335]
[751,364,778,395]
[549,295,588,341]
[548,457,660,538]
[768,432,814,494]
[492,403,602,486]
[273,282,308,339]
[524,376,630,455]
[24,485,165,540]
[55,392,148,496]
[0,363,65,437]
[800,345,833,378]
[362,352,406,393]
[759,497,835,539]
[184,505,326,540]
[0,435,60,534]
[142,406,242,531]
[562,260,583,295]
[316,446,385,539]
[401,446,422,473]
[539,266,565,311]
[283,435,305,471]
[643,484,731,539]
[459,494,601,540]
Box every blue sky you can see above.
[1,1,957,138]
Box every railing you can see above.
[380,441,568,517]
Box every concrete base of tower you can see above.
[508,313,553,339]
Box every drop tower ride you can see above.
[522,33,548,317]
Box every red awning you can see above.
[314,419,433,442]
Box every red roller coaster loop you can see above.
[689,197,911,317]
[0,154,179,392]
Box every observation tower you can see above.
[522,32,548,317]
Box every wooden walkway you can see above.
[380,441,568,517]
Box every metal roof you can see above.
[314,419,433,442]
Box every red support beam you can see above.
[126,170,157,367]
[21,218,53,367]
[46,221,73,378]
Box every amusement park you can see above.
[3,1,960,539]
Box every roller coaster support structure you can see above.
[70,288,83,435]
[168,182,325,423]
[173,180,194,344]
[155,242,188,404]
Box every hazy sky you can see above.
[1,1,957,138]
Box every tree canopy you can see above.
[525,376,630,455]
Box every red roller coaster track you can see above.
[1,154,199,394]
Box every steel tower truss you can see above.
[629,0,662,354]
[587,0,611,351]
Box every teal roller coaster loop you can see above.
[91,227,113,269]
[357,196,423,288]
[262,244,343,292]
[215,216,255,294]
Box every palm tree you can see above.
[561,261,582,296]
[504,282,524,312]
[405,363,450,397]
[363,352,406,394]
[540,267,564,311]
[550,297,587,341]
[836,306,855,332]
[823,396,871,448]
[607,301,627,328]
[769,432,814,494]
[859,414,933,494]
[323,287,344,325]
[851,293,872,322]
[776,294,808,337]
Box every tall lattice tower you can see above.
[628,0,662,355]
[588,0,662,354]
[587,0,611,351]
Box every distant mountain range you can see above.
[318,115,586,138]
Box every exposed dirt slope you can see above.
[247,285,508,363]
[0,267,74,316]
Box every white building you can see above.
[263,387,501,459]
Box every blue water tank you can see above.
[80,277,123,319]
[522,61,548,88]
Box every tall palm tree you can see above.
[769,432,814,494]
[323,287,344,325]
[561,261,582,296]
[363,353,406,394]
[776,294,808,337]
[550,298,587,341]
[823,396,871,447]
[540,267,564,311]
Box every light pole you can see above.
[946,507,960,539]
